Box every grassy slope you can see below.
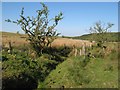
[1,31,27,46]
[1,31,27,38]
[38,42,119,88]
[40,55,118,88]
[63,32,120,42]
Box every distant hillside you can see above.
[1,31,92,48]
[1,32,119,48]
[63,32,120,42]
[1,31,27,47]
[1,31,26,36]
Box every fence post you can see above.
[79,49,82,56]
[8,41,12,54]
[74,48,77,57]
[82,45,85,55]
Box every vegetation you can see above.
[89,21,114,47]
[89,21,114,42]
[1,32,119,89]
[2,45,72,90]
[2,2,119,90]
[5,3,63,56]
[72,32,120,42]
[41,42,118,88]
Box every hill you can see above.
[1,31,119,48]
[1,31,119,89]
[63,32,120,42]
[1,32,27,46]
[38,42,119,88]
[1,31,93,48]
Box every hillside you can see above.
[63,32,120,42]
[38,42,119,88]
[39,55,118,88]
[1,31,93,48]
[1,32,27,47]
[1,31,119,89]
[1,31,119,48]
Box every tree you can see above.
[5,3,63,56]
[89,21,114,46]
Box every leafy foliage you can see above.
[5,3,63,56]
[89,21,114,34]
[89,21,114,44]
[2,45,72,89]
[2,59,41,89]
[2,54,59,89]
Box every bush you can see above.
[36,55,61,81]
[6,3,63,56]
[3,73,38,89]
[43,46,72,57]
[1,55,8,61]
[43,46,72,62]
[2,53,64,89]
[2,45,72,89]
[2,47,30,61]
[2,59,42,90]
[88,45,105,59]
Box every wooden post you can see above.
[74,48,77,57]
[8,41,12,54]
[79,49,82,56]
[82,45,85,55]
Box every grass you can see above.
[1,31,93,48]
[2,31,119,48]
[38,42,119,88]
[63,32,120,42]
[41,54,118,88]
[1,31,119,89]
[1,31,28,47]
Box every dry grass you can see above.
[51,38,93,48]
[1,32,93,48]
[2,33,27,47]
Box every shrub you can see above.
[1,55,8,61]
[6,3,63,56]
[40,46,72,65]
[2,59,42,89]
[43,46,72,57]
[2,53,64,89]
[36,55,60,81]
[58,46,72,57]
[2,41,72,89]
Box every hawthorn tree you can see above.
[89,21,114,47]
[6,3,63,56]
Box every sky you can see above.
[2,2,118,36]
